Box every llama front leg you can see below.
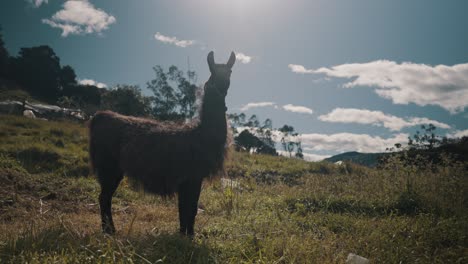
[178,178,202,237]
[98,170,123,234]
[99,190,115,234]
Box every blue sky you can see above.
[1,0,468,160]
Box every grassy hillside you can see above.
[0,114,466,263]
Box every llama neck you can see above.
[199,79,227,143]
[194,76,229,176]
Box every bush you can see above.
[394,190,424,215]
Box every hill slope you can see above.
[325,138,468,167]
[325,151,385,167]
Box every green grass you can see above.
[0,114,89,176]
[0,114,467,263]
[0,87,32,102]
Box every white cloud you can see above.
[302,153,331,162]
[78,79,107,88]
[240,102,276,111]
[154,32,194,48]
[29,0,48,7]
[42,20,81,37]
[446,129,468,138]
[406,117,451,130]
[152,35,252,62]
[42,0,116,37]
[291,61,468,113]
[239,102,313,115]
[288,64,314,74]
[282,104,313,114]
[299,132,408,153]
[279,131,406,157]
[236,52,252,64]
[319,108,450,131]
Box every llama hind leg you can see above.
[178,188,189,235]
[178,178,203,237]
[186,179,202,236]
[98,169,123,234]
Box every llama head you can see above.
[206,51,236,98]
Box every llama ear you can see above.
[227,51,236,69]
[207,51,215,73]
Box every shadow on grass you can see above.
[134,233,215,264]
[0,224,216,263]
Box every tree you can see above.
[57,95,80,109]
[0,26,8,78]
[171,67,198,118]
[381,124,465,168]
[262,118,272,130]
[147,65,198,120]
[259,118,275,149]
[60,83,102,116]
[228,113,278,156]
[235,130,258,152]
[234,130,277,155]
[246,114,260,127]
[408,124,442,150]
[59,65,77,89]
[279,125,295,157]
[101,85,152,117]
[295,141,304,159]
[227,112,246,134]
[279,124,303,159]
[148,65,177,118]
[9,45,62,102]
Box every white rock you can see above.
[70,111,85,120]
[346,253,369,264]
[334,160,344,166]
[23,110,36,119]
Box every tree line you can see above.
[0,26,198,119]
[384,124,468,166]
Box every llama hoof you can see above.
[179,229,195,239]
[186,232,195,240]
[102,225,116,235]
[103,229,115,235]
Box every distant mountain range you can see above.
[325,137,468,168]
[324,151,385,167]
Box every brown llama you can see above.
[89,51,236,236]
